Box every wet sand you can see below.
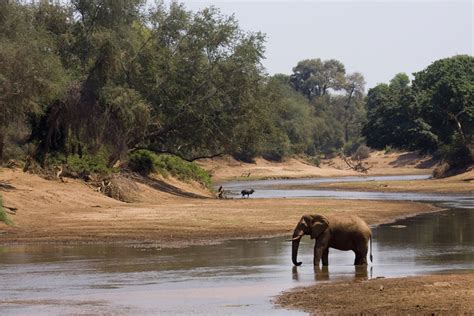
[275,273,474,314]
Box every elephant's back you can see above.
[328,215,371,250]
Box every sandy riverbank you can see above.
[275,273,474,314]
[197,151,436,181]
[0,169,440,245]
[0,151,443,245]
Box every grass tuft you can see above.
[0,194,13,225]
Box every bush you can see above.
[307,156,321,167]
[324,148,339,159]
[384,145,393,154]
[155,154,211,187]
[128,150,212,187]
[232,151,257,163]
[353,145,371,160]
[47,149,111,175]
[439,139,473,169]
[343,139,364,156]
[66,152,110,174]
[0,194,12,225]
[128,150,158,175]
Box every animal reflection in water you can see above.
[292,265,371,281]
[291,214,373,267]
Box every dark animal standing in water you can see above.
[241,189,255,198]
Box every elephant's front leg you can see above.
[314,232,330,266]
[322,248,329,266]
[313,243,324,266]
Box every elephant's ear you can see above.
[310,215,329,239]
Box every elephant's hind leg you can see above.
[354,246,369,265]
[354,254,368,265]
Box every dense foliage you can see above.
[0,0,367,168]
[0,1,471,175]
[364,56,473,168]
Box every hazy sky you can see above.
[170,0,473,89]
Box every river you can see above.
[0,175,473,315]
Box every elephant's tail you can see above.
[369,235,373,263]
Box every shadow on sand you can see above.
[130,174,210,199]
[388,152,438,169]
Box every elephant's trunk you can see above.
[292,230,304,266]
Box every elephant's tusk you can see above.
[292,235,302,241]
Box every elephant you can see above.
[291,214,373,266]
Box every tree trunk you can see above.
[0,130,4,162]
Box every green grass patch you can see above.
[128,150,212,187]
[0,194,13,225]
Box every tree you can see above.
[0,2,67,161]
[286,58,368,156]
[258,75,314,160]
[413,55,474,149]
[362,73,437,151]
[289,58,346,101]
[130,3,267,160]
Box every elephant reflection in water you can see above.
[291,214,373,267]
[292,265,370,282]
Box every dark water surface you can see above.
[1,175,473,315]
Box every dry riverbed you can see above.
[0,169,440,245]
[1,152,472,314]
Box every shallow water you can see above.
[219,174,474,209]
[1,175,473,315]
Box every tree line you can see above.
[364,56,473,171]
[0,1,472,173]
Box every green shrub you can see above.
[0,194,12,225]
[128,150,212,187]
[128,150,158,175]
[384,145,393,154]
[343,138,366,156]
[66,152,110,174]
[353,145,371,160]
[324,148,339,159]
[439,138,473,169]
[155,154,211,187]
[47,149,111,175]
[307,156,321,167]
